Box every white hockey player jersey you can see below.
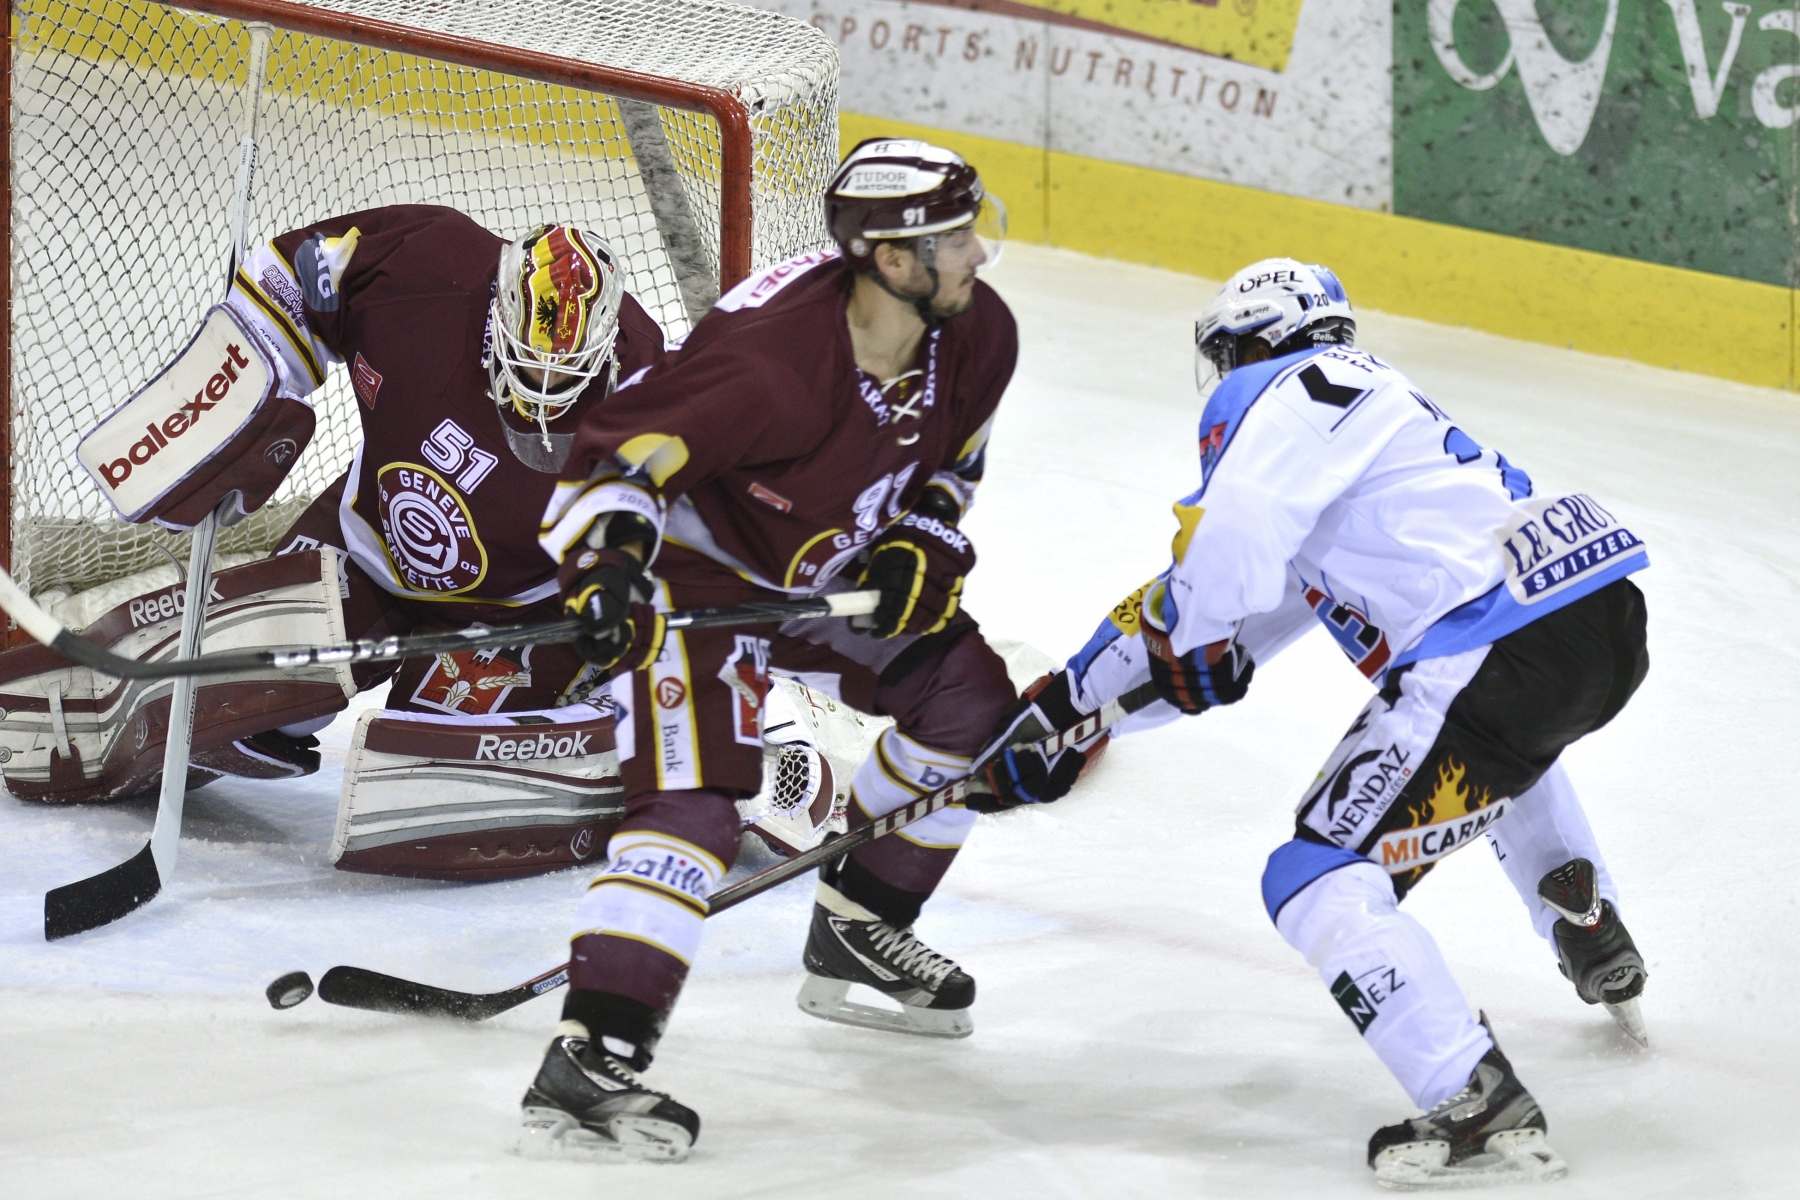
[1070,345,1647,713]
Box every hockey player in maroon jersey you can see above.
[4,206,665,878]
[519,139,1018,1161]
[243,207,663,875]
[247,207,661,708]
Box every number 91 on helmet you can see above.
[827,138,1006,277]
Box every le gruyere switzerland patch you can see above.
[376,463,487,594]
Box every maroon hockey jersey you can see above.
[231,204,663,608]
[542,249,1016,593]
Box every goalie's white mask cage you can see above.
[1,0,839,625]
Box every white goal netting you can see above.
[8,0,839,607]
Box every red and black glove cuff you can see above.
[1144,629,1254,715]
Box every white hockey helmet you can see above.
[1194,258,1355,389]
[488,224,625,454]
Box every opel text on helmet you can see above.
[1194,258,1356,390]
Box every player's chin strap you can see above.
[867,234,947,329]
[494,358,617,474]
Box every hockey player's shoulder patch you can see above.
[715,248,842,313]
[1259,347,1399,440]
[292,227,361,313]
[1194,355,1285,491]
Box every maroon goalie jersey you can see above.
[228,204,664,608]
[541,249,1017,593]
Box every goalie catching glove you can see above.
[971,671,1090,812]
[1143,627,1254,715]
[857,489,975,639]
[563,548,665,674]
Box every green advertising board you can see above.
[1395,0,1799,288]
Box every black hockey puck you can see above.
[266,970,315,1010]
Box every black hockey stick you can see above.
[297,682,1160,1020]
[36,587,877,941]
[0,572,878,682]
[313,961,573,1021]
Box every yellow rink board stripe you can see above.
[841,112,1795,392]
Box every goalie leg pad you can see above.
[0,551,353,803]
[331,704,624,881]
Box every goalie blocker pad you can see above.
[0,550,355,803]
[734,645,1110,858]
[331,704,624,882]
[736,675,875,857]
[76,304,313,529]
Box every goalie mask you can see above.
[827,138,1006,322]
[1194,258,1355,392]
[488,225,625,471]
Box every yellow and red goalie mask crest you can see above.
[524,227,602,357]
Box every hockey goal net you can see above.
[2,0,839,623]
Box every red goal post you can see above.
[1,0,839,635]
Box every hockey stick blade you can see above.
[0,565,877,682]
[44,841,161,940]
[316,962,570,1021]
[305,681,1159,1020]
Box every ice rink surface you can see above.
[5,244,1798,1197]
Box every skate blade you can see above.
[1604,998,1648,1048]
[1373,1128,1568,1191]
[795,975,973,1039]
[512,1108,692,1164]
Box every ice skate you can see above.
[514,1025,698,1163]
[1538,858,1648,1046]
[1368,1019,1567,1190]
[797,879,975,1039]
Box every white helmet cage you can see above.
[1194,258,1355,392]
[488,224,625,450]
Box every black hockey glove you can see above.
[1143,628,1253,715]
[969,672,1091,813]
[856,489,975,639]
[562,548,665,673]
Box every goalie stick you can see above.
[33,587,876,940]
[37,587,876,940]
[43,497,232,940]
[294,681,1161,1019]
[41,24,275,942]
[0,580,879,682]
